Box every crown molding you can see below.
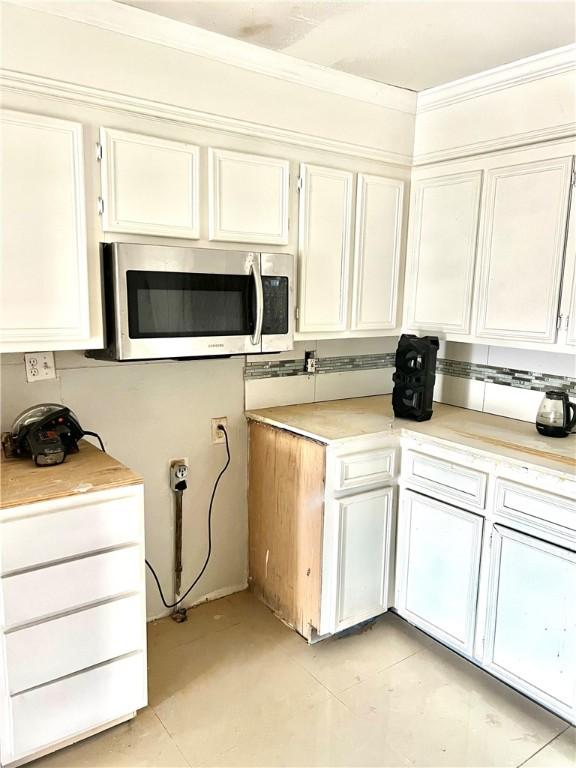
[417,44,576,113]
[0,69,413,167]
[5,0,417,115]
[413,123,576,166]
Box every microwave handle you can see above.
[250,256,264,347]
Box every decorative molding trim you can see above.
[0,68,413,167]
[413,123,576,166]
[417,44,576,113]
[6,0,416,114]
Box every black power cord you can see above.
[83,430,106,452]
[145,424,231,610]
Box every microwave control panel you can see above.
[262,276,289,335]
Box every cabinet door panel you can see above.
[298,164,353,333]
[335,487,392,631]
[405,171,481,334]
[396,491,483,655]
[475,157,572,342]
[484,526,576,719]
[209,148,289,244]
[100,128,199,238]
[351,174,404,331]
[0,110,89,349]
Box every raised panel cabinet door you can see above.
[351,174,404,331]
[395,491,483,655]
[483,526,576,721]
[335,487,393,632]
[297,164,353,333]
[404,170,482,334]
[0,110,89,350]
[475,156,572,343]
[209,148,289,244]
[100,127,200,238]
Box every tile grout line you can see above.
[515,724,573,768]
[149,707,194,768]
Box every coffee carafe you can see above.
[535,390,576,437]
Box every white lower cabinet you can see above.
[334,487,393,633]
[395,490,483,655]
[0,484,147,768]
[483,525,576,722]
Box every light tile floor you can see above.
[35,590,575,768]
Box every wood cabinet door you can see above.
[475,156,572,343]
[209,148,289,244]
[483,525,576,721]
[0,110,89,351]
[334,487,393,632]
[351,174,404,331]
[100,127,199,238]
[395,490,483,656]
[404,170,482,334]
[297,163,353,333]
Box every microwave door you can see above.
[112,245,262,359]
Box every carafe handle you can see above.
[568,401,576,433]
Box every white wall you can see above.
[414,46,576,164]
[0,1,415,161]
[0,353,248,619]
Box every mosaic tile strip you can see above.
[244,353,395,380]
[436,359,576,396]
[245,353,576,396]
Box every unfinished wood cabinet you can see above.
[248,421,397,640]
[248,422,325,639]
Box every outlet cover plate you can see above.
[24,352,56,382]
[211,417,228,444]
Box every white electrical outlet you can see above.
[24,352,56,382]
[170,458,189,491]
[211,417,228,445]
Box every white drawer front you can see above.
[9,652,147,762]
[0,486,143,574]
[5,594,145,694]
[334,449,395,491]
[404,451,487,509]
[495,480,576,531]
[1,545,143,629]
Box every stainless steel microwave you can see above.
[90,243,294,360]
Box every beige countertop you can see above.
[0,440,142,509]
[246,395,576,478]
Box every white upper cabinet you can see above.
[0,111,90,352]
[297,164,353,333]
[404,169,482,335]
[395,491,483,656]
[208,148,289,244]
[99,128,200,238]
[483,525,576,721]
[351,174,404,331]
[475,155,572,343]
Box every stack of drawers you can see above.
[0,484,147,768]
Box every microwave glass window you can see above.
[126,271,254,338]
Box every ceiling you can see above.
[116,0,576,91]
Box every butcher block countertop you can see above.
[0,440,142,509]
[246,395,576,478]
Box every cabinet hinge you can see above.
[572,168,576,187]
[295,307,300,320]
[557,313,564,330]
[96,142,103,161]
[297,176,303,193]
[97,197,104,215]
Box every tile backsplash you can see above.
[244,338,576,423]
